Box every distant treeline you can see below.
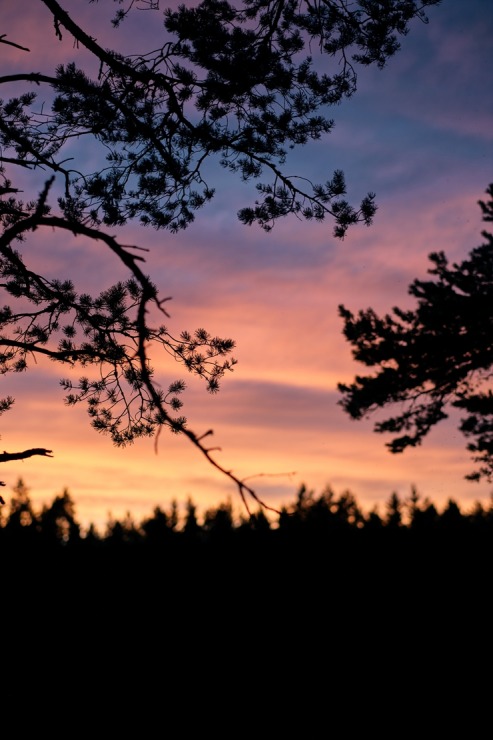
[2,476,491,713]
[1,477,493,549]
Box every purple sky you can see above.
[1,0,493,529]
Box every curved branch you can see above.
[0,73,58,86]
[134,284,279,515]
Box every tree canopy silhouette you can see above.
[0,0,440,504]
[338,183,493,483]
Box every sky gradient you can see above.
[2,0,493,529]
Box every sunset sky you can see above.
[1,0,493,529]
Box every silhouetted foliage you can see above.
[2,479,493,553]
[338,183,493,482]
[3,478,39,544]
[385,492,403,529]
[0,0,439,504]
[203,498,235,543]
[277,483,365,542]
[183,497,202,543]
[1,471,492,714]
[105,510,141,546]
[439,499,466,533]
[39,487,81,545]
[141,502,180,547]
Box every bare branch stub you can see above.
[0,448,54,463]
[0,34,30,52]
[0,448,53,496]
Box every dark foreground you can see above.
[1,485,491,726]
